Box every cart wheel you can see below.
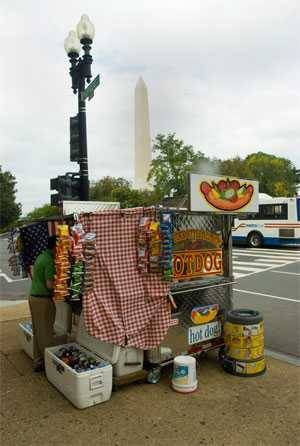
[218,346,226,361]
[147,367,161,384]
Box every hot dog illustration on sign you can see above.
[191,304,219,325]
[200,178,254,211]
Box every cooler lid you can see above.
[76,314,120,364]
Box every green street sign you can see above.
[81,74,100,101]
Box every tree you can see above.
[0,165,22,230]
[90,176,159,208]
[218,156,249,178]
[244,152,297,197]
[90,177,131,203]
[148,133,208,198]
[26,204,60,221]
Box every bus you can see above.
[232,194,300,248]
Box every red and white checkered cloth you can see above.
[80,208,172,349]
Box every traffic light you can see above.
[50,175,64,206]
[63,173,81,200]
[70,115,81,162]
[50,176,61,191]
[50,172,81,204]
[51,193,60,207]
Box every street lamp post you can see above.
[64,15,95,201]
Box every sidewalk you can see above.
[0,302,299,446]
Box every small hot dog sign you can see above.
[189,174,259,213]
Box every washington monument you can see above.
[134,77,152,190]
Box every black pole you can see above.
[78,72,89,201]
[68,38,93,201]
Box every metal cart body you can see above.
[146,210,234,381]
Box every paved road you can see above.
[0,237,30,303]
[232,247,300,359]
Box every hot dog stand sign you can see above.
[173,229,223,280]
[189,174,259,213]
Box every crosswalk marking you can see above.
[233,249,300,259]
[232,252,299,261]
[271,271,300,276]
[235,247,300,254]
[0,273,27,283]
[0,271,12,283]
[255,258,287,264]
[233,248,300,257]
[233,265,265,272]
[233,248,300,279]
[0,268,28,283]
[233,272,245,278]
[234,260,277,268]
[233,288,299,303]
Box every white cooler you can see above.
[45,317,113,409]
[71,315,144,378]
[18,322,34,359]
[18,304,71,361]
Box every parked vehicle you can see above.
[232,194,300,248]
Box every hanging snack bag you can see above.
[54,225,72,302]
[149,221,161,273]
[137,217,151,274]
[70,223,85,260]
[57,225,70,237]
[159,213,173,281]
[82,233,97,293]
[69,260,84,301]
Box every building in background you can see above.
[134,77,152,190]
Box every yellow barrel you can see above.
[226,345,264,361]
[224,321,264,337]
[223,357,266,376]
[224,334,264,349]
[223,309,266,376]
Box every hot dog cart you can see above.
[145,209,234,382]
[145,174,259,382]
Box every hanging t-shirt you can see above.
[20,222,49,274]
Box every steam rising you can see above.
[192,159,221,177]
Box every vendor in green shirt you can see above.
[29,236,63,371]
[30,245,56,297]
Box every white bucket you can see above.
[171,355,198,393]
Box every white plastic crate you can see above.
[18,322,34,359]
[76,315,144,377]
[45,342,112,409]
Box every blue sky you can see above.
[1,0,299,214]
